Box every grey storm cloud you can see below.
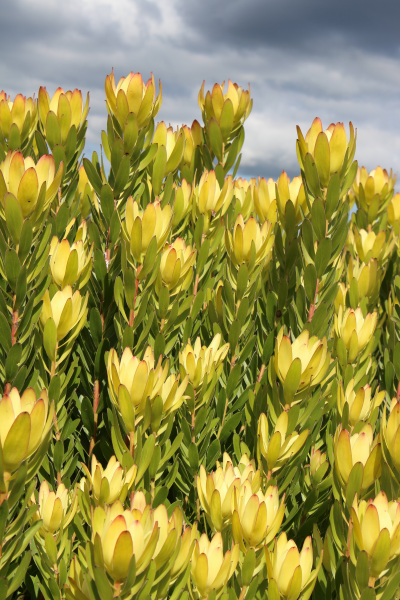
[0,0,399,181]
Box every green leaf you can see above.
[7,460,27,509]
[188,443,199,470]
[356,551,369,592]
[325,172,340,219]
[83,157,103,196]
[220,413,241,441]
[229,320,241,356]
[242,548,256,586]
[100,184,114,226]
[219,100,234,142]
[283,358,302,405]
[371,528,390,579]
[394,342,400,382]
[98,320,116,374]
[53,440,64,473]
[302,219,315,260]
[237,265,249,302]
[45,531,58,566]
[158,286,170,320]
[124,113,138,154]
[340,160,358,198]
[165,132,185,174]
[18,219,33,264]
[5,249,20,290]
[5,343,22,383]
[226,364,242,398]
[208,118,223,163]
[5,194,23,245]
[263,330,275,365]
[136,434,156,483]
[315,238,332,279]
[6,553,31,596]
[81,397,95,436]
[14,265,27,311]
[94,566,113,600]
[277,278,288,310]
[90,308,103,347]
[311,198,326,241]
[304,153,322,198]
[46,111,61,149]
[314,132,330,188]
[379,569,400,600]
[43,318,57,362]
[304,264,317,304]
[110,137,124,178]
[152,145,167,197]
[9,123,21,151]
[346,462,363,509]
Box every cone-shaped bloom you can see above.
[38,87,89,143]
[92,496,184,581]
[191,531,239,598]
[334,424,382,493]
[172,180,193,229]
[309,448,329,486]
[156,238,196,296]
[274,328,331,405]
[0,150,63,218]
[66,556,91,600]
[232,482,285,550]
[265,532,322,599]
[258,412,309,472]
[75,164,97,219]
[381,398,400,474]
[198,80,252,136]
[252,176,278,225]
[270,172,309,228]
[81,455,137,506]
[347,256,381,305]
[337,379,385,427]
[105,70,162,129]
[152,122,185,170]
[179,333,229,390]
[334,307,378,363]
[194,170,234,233]
[353,227,395,266]
[197,453,261,532]
[125,197,173,264]
[107,346,188,431]
[388,193,400,235]
[40,286,88,342]
[0,91,37,146]
[181,120,203,167]
[334,282,347,314]
[351,492,400,578]
[233,178,257,221]
[49,236,93,290]
[353,166,396,221]
[297,118,356,187]
[0,387,54,477]
[225,215,274,270]
[31,480,77,536]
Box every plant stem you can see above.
[308,279,319,322]
[129,266,142,328]
[89,380,100,458]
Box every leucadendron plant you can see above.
[0,71,398,600]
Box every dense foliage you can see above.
[0,74,399,600]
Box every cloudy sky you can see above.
[1,0,399,180]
